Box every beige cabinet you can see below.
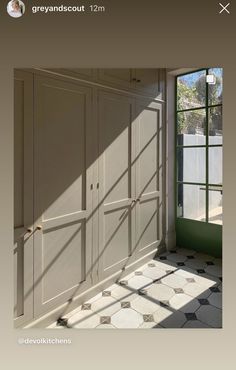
[97,68,163,98]
[46,68,97,82]
[135,69,161,97]
[98,69,134,89]
[14,70,34,327]
[96,90,162,282]
[14,69,164,326]
[33,76,94,317]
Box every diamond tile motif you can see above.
[121,301,130,308]
[160,300,169,307]
[186,278,195,283]
[102,290,111,297]
[153,279,162,284]
[57,317,69,327]
[143,314,154,322]
[161,273,187,289]
[111,308,143,328]
[210,286,220,293]
[138,289,148,295]
[196,269,206,274]
[174,288,184,294]
[100,316,111,324]
[119,280,128,286]
[81,303,91,310]
[185,313,197,321]
[48,250,222,330]
[128,275,152,290]
[166,270,174,274]
[198,298,210,305]
[148,263,156,267]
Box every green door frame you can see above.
[175,68,222,257]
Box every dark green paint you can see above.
[176,218,222,257]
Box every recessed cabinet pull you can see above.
[36,225,42,230]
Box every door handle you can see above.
[21,228,33,237]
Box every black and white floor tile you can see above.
[47,248,222,329]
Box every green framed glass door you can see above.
[175,68,222,257]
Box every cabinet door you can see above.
[33,76,94,318]
[98,69,133,89]
[135,69,161,98]
[134,99,163,258]
[46,68,97,82]
[14,71,34,327]
[97,90,136,280]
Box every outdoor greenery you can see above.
[177,71,222,138]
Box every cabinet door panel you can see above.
[97,90,135,279]
[46,68,97,82]
[134,99,162,257]
[33,76,94,318]
[135,69,161,98]
[98,69,133,89]
[14,71,34,327]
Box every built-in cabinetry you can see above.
[14,68,165,327]
[46,68,165,100]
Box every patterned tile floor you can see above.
[47,248,222,329]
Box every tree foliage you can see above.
[177,72,222,137]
